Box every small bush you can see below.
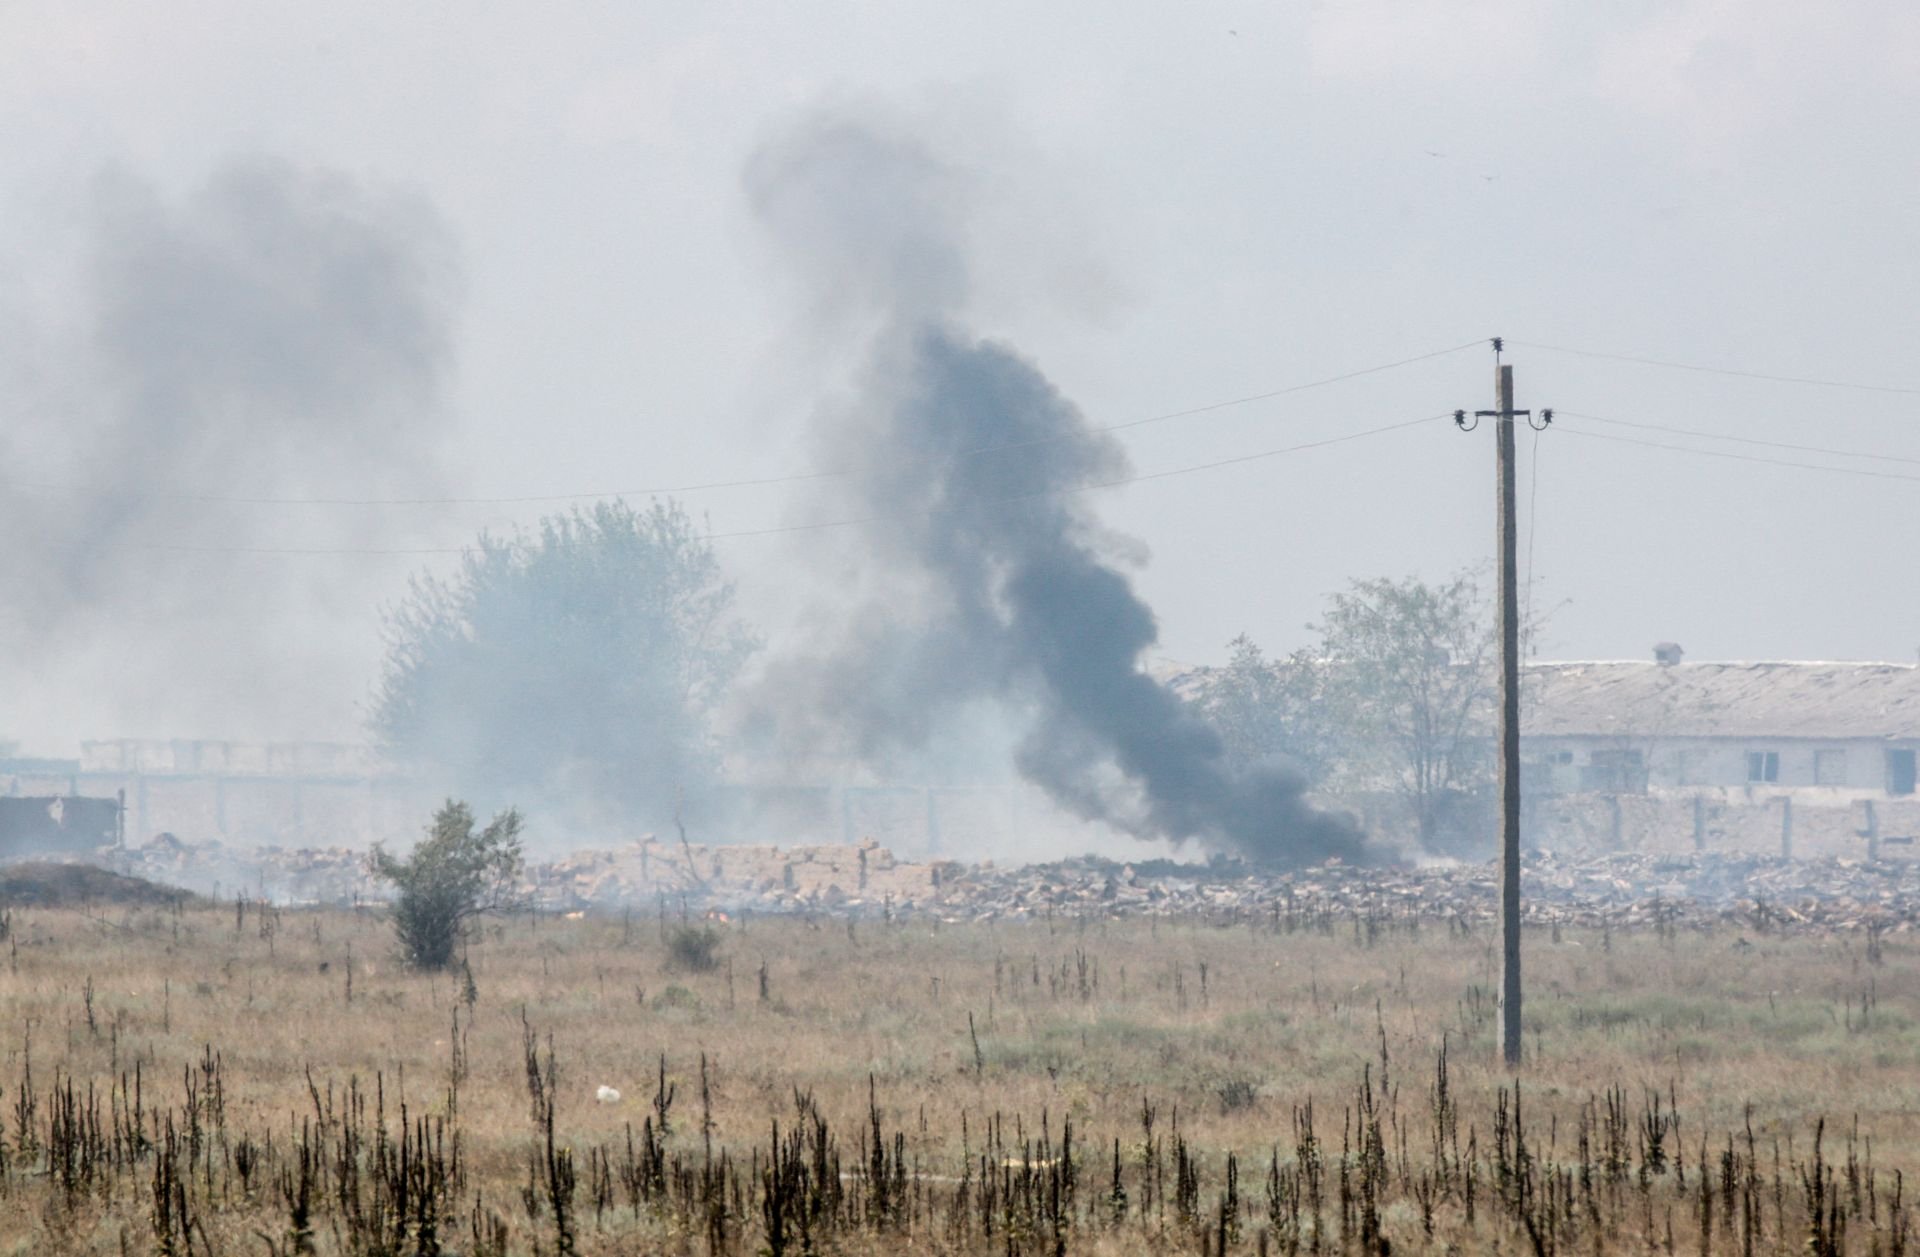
[371,800,525,970]
[1217,1077,1261,1113]
[653,985,701,1011]
[666,925,723,973]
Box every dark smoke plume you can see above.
[747,114,1364,866]
[0,157,457,739]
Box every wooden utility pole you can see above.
[1456,339,1550,1068]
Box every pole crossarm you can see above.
[1456,406,1552,430]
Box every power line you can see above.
[8,340,1486,510]
[6,466,846,510]
[1079,340,1482,438]
[1559,410,1920,468]
[683,416,1447,543]
[1552,421,1920,485]
[1513,340,1920,397]
[136,413,1451,557]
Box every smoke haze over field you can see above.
[746,115,1363,864]
[0,158,458,745]
[4,5,1918,858]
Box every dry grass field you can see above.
[0,886,1916,1254]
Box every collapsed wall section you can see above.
[1527,790,1920,859]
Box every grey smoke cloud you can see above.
[745,114,972,331]
[0,156,458,740]
[747,111,1364,865]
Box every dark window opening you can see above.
[1747,751,1780,784]
[1890,749,1917,797]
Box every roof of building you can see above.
[1525,661,1920,741]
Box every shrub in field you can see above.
[653,984,701,1011]
[1216,1077,1261,1114]
[371,800,526,969]
[665,924,723,972]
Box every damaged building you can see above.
[1523,652,1920,857]
[0,789,124,858]
[13,651,1920,866]
[2,740,416,849]
[1526,656,1920,796]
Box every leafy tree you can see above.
[1189,635,1333,784]
[371,499,756,822]
[371,799,525,969]
[1310,572,1499,850]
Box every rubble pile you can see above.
[122,834,374,904]
[87,833,1920,933]
[929,851,1920,932]
[526,837,948,910]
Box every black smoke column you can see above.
[750,115,1366,866]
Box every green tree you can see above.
[1310,572,1499,850]
[371,499,756,822]
[1189,635,1333,784]
[371,799,525,969]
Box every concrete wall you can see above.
[1526,789,1920,859]
[0,769,426,849]
[15,740,1918,865]
[2,767,1016,857]
[79,739,378,777]
[1529,736,1920,794]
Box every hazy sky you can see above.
[3,2,1918,752]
